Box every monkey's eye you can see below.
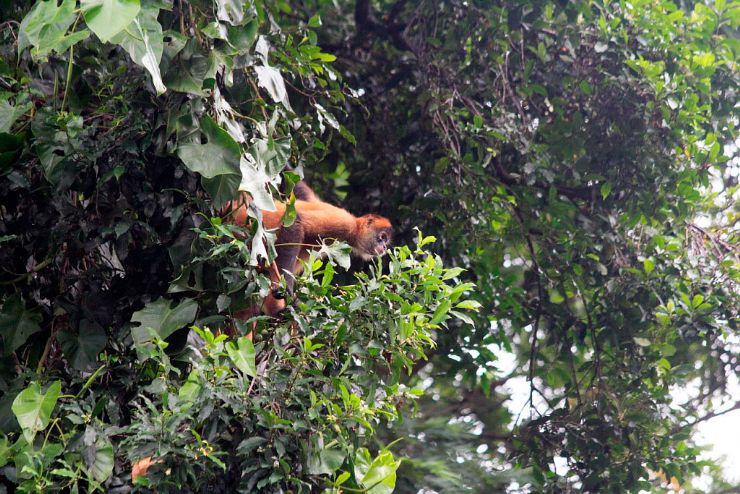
[378,232,388,243]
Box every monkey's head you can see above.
[355,215,393,260]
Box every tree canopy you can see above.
[0,0,737,493]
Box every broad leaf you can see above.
[319,241,352,270]
[255,65,292,111]
[12,381,62,443]
[0,100,33,133]
[109,4,165,94]
[250,136,291,179]
[353,448,400,494]
[0,293,42,355]
[19,0,89,60]
[226,336,256,377]
[85,434,114,484]
[215,0,246,25]
[81,0,140,42]
[58,319,107,370]
[31,109,84,185]
[239,153,277,211]
[177,116,240,178]
[163,38,209,94]
[130,298,198,354]
[202,173,241,209]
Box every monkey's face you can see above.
[355,215,393,260]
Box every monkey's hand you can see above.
[271,286,287,300]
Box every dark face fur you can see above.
[355,215,393,260]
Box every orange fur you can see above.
[226,184,392,317]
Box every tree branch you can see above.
[672,401,740,433]
[354,0,414,52]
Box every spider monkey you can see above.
[227,181,393,317]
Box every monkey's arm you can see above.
[293,181,321,202]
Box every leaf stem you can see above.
[61,13,82,112]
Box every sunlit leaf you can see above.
[12,381,61,443]
[81,0,140,42]
[226,336,256,377]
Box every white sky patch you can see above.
[494,346,740,483]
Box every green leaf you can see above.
[81,0,140,42]
[238,153,276,212]
[308,14,322,28]
[203,173,241,209]
[321,262,335,287]
[430,299,452,325]
[319,241,352,270]
[442,267,465,280]
[19,0,89,60]
[163,38,209,94]
[455,300,482,311]
[227,19,258,52]
[177,116,240,178]
[0,293,42,355]
[0,132,25,171]
[643,258,655,274]
[109,4,165,94]
[31,110,84,184]
[12,381,61,443]
[353,448,401,494]
[130,298,197,355]
[659,343,676,357]
[0,436,9,468]
[215,0,247,25]
[579,80,593,95]
[633,337,651,347]
[226,336,256,377]
[255,65,291,109]
[86,436,114,484]
[549,290,565,304]
[600,182,612,200]
[57,319,107,370]
[0,100,33,133]
[307,447,345,475]
[691,294,704,309]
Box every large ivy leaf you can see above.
[31,110,84,185]
[306,435,345,475]
[239,153,276,211]
[12,381,61,443]
[0,293,42,355]
[202,173,240,209]
[163,38,209,94]
[227,19,258,52]
[81,0,140,42]
[319,241,352,270]
[254,37,292,111]
[109,4,165,94]
[19,0,90,60]
[255,218,277,265]
[250,136,291,179]
[177,115,240,178]
[57,319,107,370]
[215,0,246,25]
[353,448,401,494]
[0,99,33,133]
[130,298,197,355]
[0,132,24,171]
[84,432,114,484]
[225,336,256,377]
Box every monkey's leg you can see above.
[270,214,304,299]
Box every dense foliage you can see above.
[0,0,738,493]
